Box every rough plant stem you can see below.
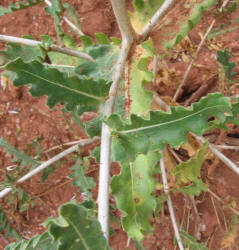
[160,157,184,250]
[44,0,85,36]
[0,137,100,199]
[98,0,136,241]
[0,34,94,61]
[173,0,231,101]
[141,0,175,41]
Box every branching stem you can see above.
[97,0,137,241]
[0,34,94,61]
[0,137,100,199]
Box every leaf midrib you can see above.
[118,104,228,134]
[21,69,105,101]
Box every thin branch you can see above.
[208,188,239,216]
[44,0,85,36]
[140,0,175,41]
[160,157,184,250]
[0,34,94,61]
[196,136,239,176]
[173,0,231,101]
[97,0,137,241]
[0,136,100,199]
[216,145,239,151]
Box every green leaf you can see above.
[107,93,231,162]
[176,180,207,196]
[130,40,154,115]
[5,58,110,110]
[0,137,40,168]
[95,33,110,45]
[171,141,208,183]
[226,101,239,125]
[111,152,159,241]
[0,205,21,241]
[45,0,64,45]
[5,231,57,250]
[179,230,208,249]
[48,203,108,250]
[79,36,93,48]
[70,159,95,198]
[0,42,45,66]
[217,50,237,81]
[75,44,120,82]
[165,0,218,48]
[0,0,43,16]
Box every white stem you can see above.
[141,0,175,41]
[160,157,184,250]
[44,0,85,36]
[196,136,239,175]
[216,145,239,150]
[97,0,136,241]
[0,137,100,199]
[0,34,94,61]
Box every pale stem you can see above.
[97,0,137,241]
[0,137,100,199]
[160,157,184,250]
[141,0,175,41]
[196,136,239,176]
[44,0,85,36]
[0,34,94,61]
[173,0,231,101]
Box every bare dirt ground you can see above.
[0,0,239,249]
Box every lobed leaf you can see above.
[107,93,231,162]
[5,58,110,110]
[45,0,64,45]
[75,43,120,82]
[70,159,95,199]
[0,137,40,168]
[0,205,21,242]
[217,50,237,81]
[0,42,45,66]
[5,231,57,250]
[0,0,43,16]
[48,203,108,250]
[111,152,159,241]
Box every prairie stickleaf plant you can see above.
[0,0,239,249]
